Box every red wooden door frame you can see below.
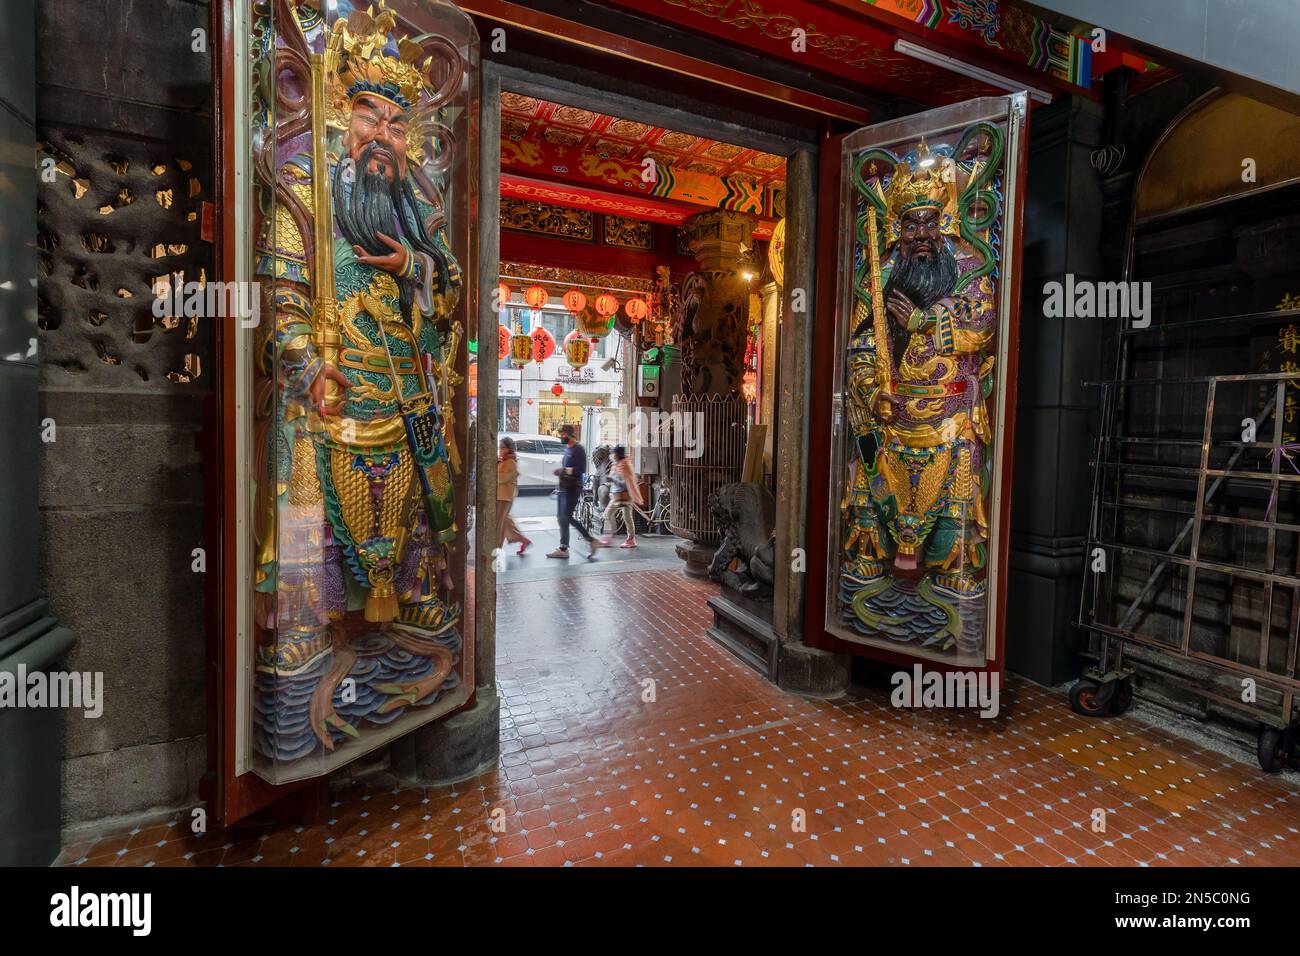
[202,0,321,828]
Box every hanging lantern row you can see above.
[499,280,650,326]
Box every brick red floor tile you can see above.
[57,569,1300,868]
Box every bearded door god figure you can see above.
[250,2,472,773]
[838,131,1004,660]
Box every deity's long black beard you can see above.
[333,144,453,325]
[884,241,960,367]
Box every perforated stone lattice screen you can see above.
[37,129,211,390]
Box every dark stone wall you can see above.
[36,0,213,825]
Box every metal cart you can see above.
[1075,309,1300,773]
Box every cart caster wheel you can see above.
[1109,678,1134,715]
[1257,727,1294,773]
[1070,679,1110,717]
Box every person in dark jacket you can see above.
[548,423,600,559]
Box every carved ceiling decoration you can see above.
[500,197,595,240]
[604,215,654,251]
[501,93,786,224]
[500,260,655,294]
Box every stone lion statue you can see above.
[708,481,776,596]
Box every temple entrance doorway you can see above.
[477,66,810,679]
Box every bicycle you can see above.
[574,473,599,536]
[633,482,671,536]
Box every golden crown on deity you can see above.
[326,3,442,158]
[879,141,961,244]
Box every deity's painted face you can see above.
[897,206,943,262]
[346,94,410,182]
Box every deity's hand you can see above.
[886,289,917,329]
[309,363,352,416]
[353,232,410,276]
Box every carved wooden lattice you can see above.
[37,130,211,389]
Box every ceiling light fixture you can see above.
[894,39,1053,105]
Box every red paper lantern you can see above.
[497,324,510,360]
[524,284,549,309]
[625,297,648,322]
[496,282,511,309]
[530,326,556,363]
[563,329,591,368]
[551,383,564,397]
[562,289,587,313]
[594,293,619,317]
[526,398,534,405]
[595,398,603,406]
[509,331,533,367]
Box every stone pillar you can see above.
[671,210,755,578]
[1005,95,1106,686]
[0,0,77,865]
[758,280,779,481]
[773,149,848,696]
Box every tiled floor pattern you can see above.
[59,570,1300,867]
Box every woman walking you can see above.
[497,436,531,556]
[600,445,643,548]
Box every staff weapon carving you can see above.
[866,205,892,394]
[311,46,342,405]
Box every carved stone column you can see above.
[675,210,754,398]
[670,210,755,578]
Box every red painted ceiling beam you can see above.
[808,0,1095,99]
[457,0,875,123]
[501,172,778,239]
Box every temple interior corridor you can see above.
[58,569,1300,868]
